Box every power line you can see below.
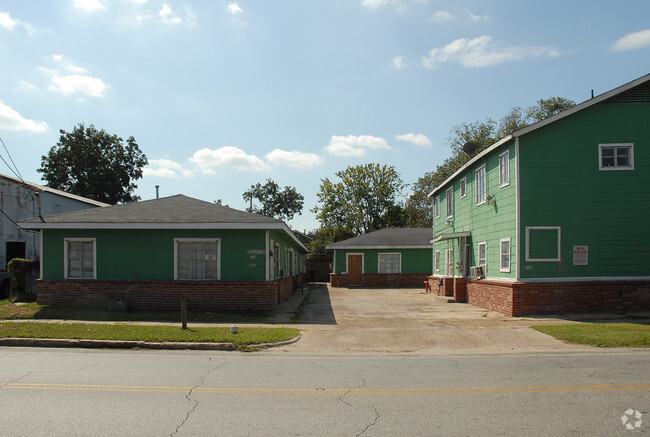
[0,136,23,182]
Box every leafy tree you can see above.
[312,163,406,235]
[307,225,356,254]
[243,179,304,221]
[39,123,148,204]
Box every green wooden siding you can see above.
[333,249,432,274]
[518,101,650,278]
[42,228,305,281]
[433,142,517,279]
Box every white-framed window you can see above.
[435,250,441,272]
[477,242,487,269]
[460,177,467,198]
[446,187,454,218]
[475,165,486,205]
[526,226,561,262]
[378,253,401,274]
[445,248,454,276]
[599,143,634,170]
[175,238,220,280]
[499,151,510,187]
[64,238,96,279]
[434,196,441,218]
[500,238,511,272]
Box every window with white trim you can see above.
[378,253,401,274]
[435,250,440,272]
[460,177,467,198]
[175,239,220,280]
[445,248,454,276]
[434,196,440,218]
[65,238,96,279]
[477,242,487,269]
[446,187,454,218]
[500,238,511,272]
[475,165,486,205]
[499,151,510,187]
[599,143,634,170]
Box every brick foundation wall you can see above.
[330,273,429,288]
[428,275,454,297]
[466,279,650,316]
[37,276,303,312]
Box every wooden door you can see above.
[348,254,362,286]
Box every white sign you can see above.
[573,246,588,265]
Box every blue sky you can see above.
[0,0,648,232]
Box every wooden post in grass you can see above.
[181,298,187,330]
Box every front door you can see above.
[348,254,362,286]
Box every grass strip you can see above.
[0,322,299,346]
[532,323,650,348]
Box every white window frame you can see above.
[378,253,401,274]
[174,238,221,280]
[460,177,467,198]
[445,248,454,276]
[446,187,454,218]
[64,238,96,279]
[525,226,561,262]
[499,151,510,187]
[477,242,487,269]
[435,250,441,272]
[475,165,486,205]
[434,196,441,218]
[500,238,511,273]
[598,143,634,171]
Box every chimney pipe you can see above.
[155,185,160,199]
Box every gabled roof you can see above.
[326,227,433,250]
[429,73,650,197]
[0,173,107,207]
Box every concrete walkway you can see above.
[264,283,646,355]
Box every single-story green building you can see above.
[327,228,432,288]
[20,195,308,312]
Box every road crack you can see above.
[0,372,31,389]
[170,359,226,437]
[338,378,381,436]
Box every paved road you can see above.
[0,347,648,436]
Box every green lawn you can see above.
[0,321,299,346]
[532,323,650,347]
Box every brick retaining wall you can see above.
[37,275,304,312]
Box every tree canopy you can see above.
[242,179,304,221]
[38,123,148,204]
[312,163,406,235]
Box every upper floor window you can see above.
[446,187,454,218]
[460,177,467,198]
[475,165,486,205]
[65,238,96,279]
[499,151,510,187]
[599,143,634,170]
[435,196,441,217]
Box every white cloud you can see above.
[361,0,390,9]
[18,81,37,91]
[189,147,269,174]
[422,35,560,69]
[390,56,406,70]
[466,10,489,21]
[612,29,650,51]
[325,135,390,157]
[144,159,194,178]
[265,149,324,169]
[395,133,432,146]
[72,0,106,12]
[227,3,243,15]
[429,10,451,22]
[0,101,48,132]
[159,4,181,24]
[0,11,19,30]
[48,73,107,97]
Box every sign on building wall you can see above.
[573,246,589,265]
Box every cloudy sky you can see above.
[1,0,648,231]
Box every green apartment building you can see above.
[428,74,650,316]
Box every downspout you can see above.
[515,137,521,282]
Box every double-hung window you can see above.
[434,196,441,218]
[175,239,220,280]
[475,165,486,205]
[435,250,441,272]
[477,242,487,269]
[65,239,96,279]
[378,253,401,274]
[500,238,511,272]
[499,151,510,187]
[599,143,634,170]
[446,187,454,218]
[460,177,467,198]
[445,249,454,276]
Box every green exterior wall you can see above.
[42,228,306,281]
[518,101,650,279]
[333,248,432,274]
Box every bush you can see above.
[7,258,39,301]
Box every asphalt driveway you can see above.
[265,284,597,355]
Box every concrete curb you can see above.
[0,335,302,351]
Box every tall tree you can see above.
[39,123,148,204]
[307,225,356,254]
[313,163,406,235]
[243,179,304,221]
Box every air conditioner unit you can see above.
[470,266,484,279]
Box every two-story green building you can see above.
[428,74,650,316]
